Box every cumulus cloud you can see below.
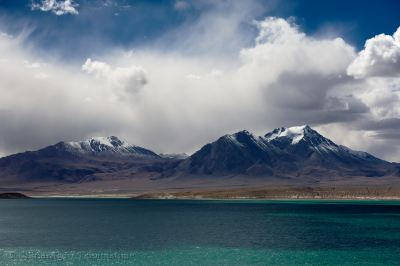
[23,60,42,69]
[1,2,400,162]
[82,58,147,96]
[0,33,130,154]
[85,17,363,156]
[340,26,400,160]
[348,77,400,153]
[31,0,79,16]
[242,18,355,76]
[237,17,358,124]
[347,26,400,79]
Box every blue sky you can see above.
[0,0,399,60]
[0,0,399,161]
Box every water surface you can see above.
[1,198,399,265]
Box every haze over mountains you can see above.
[0,125,399,193]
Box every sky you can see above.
[0,0,399,161]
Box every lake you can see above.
[1,198,400,265]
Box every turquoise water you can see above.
[1,199,400,265]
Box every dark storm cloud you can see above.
[360,118,400,131]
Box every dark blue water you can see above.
[1,199,400,265]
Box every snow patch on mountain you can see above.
[265,125,309,144]
[220,130,252,147]
[224,134,245,147]
[262,125,383,162]
[64,136,159,157]
[159,153,189,159]
[214,126,381,164]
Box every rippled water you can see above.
[1,198,400,265]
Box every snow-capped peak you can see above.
[219,130,272,152]
[87,136,126,148]
[64,136,159,157]
[263,125,376,159]
[265,125,311,144]
[67,136,126,149]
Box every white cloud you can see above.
[237,17,357,119]
[0,33,131,155]
[34,72,49,79]
[341,26,400,160]
[185,74,202,80]
[31,0,79,16]
[241,17,355,78]
[174,1,190,11]
[23,60,41,68]
[0,32,12,38]
[82,58,147,96]
[356,78,400,119]
[254,17,303,45]
[347,26,400,79]
[1,3,400,162]
[88,17,363,157]
[160,1,262,58]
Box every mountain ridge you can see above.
[175,125,395,178]
[0,136,164,183]
[60,136,160,157]
[0,126,398,186]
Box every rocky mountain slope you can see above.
[175,125,399,179]
[0,126,399,186]
[0,136,172,183]
[47,136,159,158]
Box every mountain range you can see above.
[177,125,396,178]
[0,125,399,194]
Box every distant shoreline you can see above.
[132,196,400,201]
[6,183,400,201]
[129,187,400,201]
[0,192,31,199]
[25,194,400,201]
